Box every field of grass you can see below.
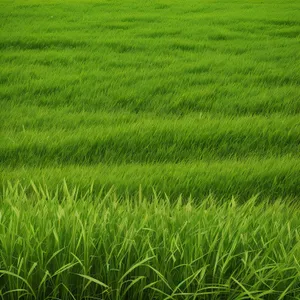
[1,0,300,298]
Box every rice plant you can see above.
[0,182,299,299]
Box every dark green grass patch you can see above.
[1,112,300,166]
[2,157,299,200]
[1,0,300,199]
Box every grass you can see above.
[1,0,300,198]
[0,183,300,300]
[2,157,300,200]
[1,0,300,298]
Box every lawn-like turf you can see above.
[1,0,300,298]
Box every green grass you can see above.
[1,0,300,298]
[1,0,300,198]
[2,157,300,200]
[0,183,300,300]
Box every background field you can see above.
[1,0,300,199]
[1,0,300,298]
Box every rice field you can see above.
[1,0,300,298]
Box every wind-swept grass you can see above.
[2,113,300,166]
[0,183,300,300]
[1,0,300,198]
[1,0,300,297]
[1,0,300,197]
[2,156,300,200]
[1,0,299,115]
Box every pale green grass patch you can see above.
[0,183,299,299]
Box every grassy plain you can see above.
[1,0,300,298]
[1,0,300,198]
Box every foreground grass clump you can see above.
[0,183,299,300]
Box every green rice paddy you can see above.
[1,0,300,298]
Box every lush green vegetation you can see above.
[0,184,300,299]
[1,0,300,199]
[1,0,300,298]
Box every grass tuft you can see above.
[0,183,300,299]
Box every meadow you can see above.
[1,0,300,298]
